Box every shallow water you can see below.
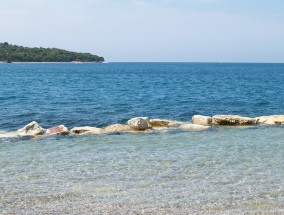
[0,63,284,214]
[0,126,284,214]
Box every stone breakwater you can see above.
[0,115,283,138]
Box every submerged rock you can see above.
[46,125,69,135]
[127,117,151,131]
[70,126,104,135]
[0,131,18,138]
[179,123,210,131]
[192,115,212,125]
[149,119,182,127]
[212,115,258,126]
[17,121,46,136]
[256,115,284,125]
[104,124,131,133]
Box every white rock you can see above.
[127,117,151,131]
[17,121,46,136]
[192,115,212,125]
[179,123,210,131]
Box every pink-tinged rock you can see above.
[46,125,69,135]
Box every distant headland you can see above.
[0,42,104,63]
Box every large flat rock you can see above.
[149,119,182,127]
[212,115,258,126]
[256,115,284,125]
[70,126,105,135]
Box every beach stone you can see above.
[46,125,69,135]
[17,121,46,136]
[256,115,284,125]
[192,115,212,125]
[179,123,210,131]
[70,126,104,135]
[127,117,151,131]
[212,115,258,126]
[104,124,131,133]
[149,119,182,127]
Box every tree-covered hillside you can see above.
[0,42,104,63]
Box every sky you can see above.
[0,0,284,62]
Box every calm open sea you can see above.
[0,63,283,214]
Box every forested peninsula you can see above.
[0,42,104,63]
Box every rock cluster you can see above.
[4,114,283,138]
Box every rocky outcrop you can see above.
[256,115,284,125]
[212,115,258,126]
[192,115,212,125]
[104,124,131,133]
[70,126,104,135]
[17,121,46,136]
[46,125,69,135]
[179,123,210,131]
[127,117,151,131]
[149,119,182,127]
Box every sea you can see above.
[0,63,283,214]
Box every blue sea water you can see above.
[0,63,284,214]
[1,63,284,130]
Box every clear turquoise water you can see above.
[0,63,284,214]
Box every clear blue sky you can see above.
[1,0,284,62]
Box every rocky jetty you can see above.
[1,114,283,139]
[17,121,46,136]
[212,115,258,126]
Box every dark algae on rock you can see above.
[0,42,104,63]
